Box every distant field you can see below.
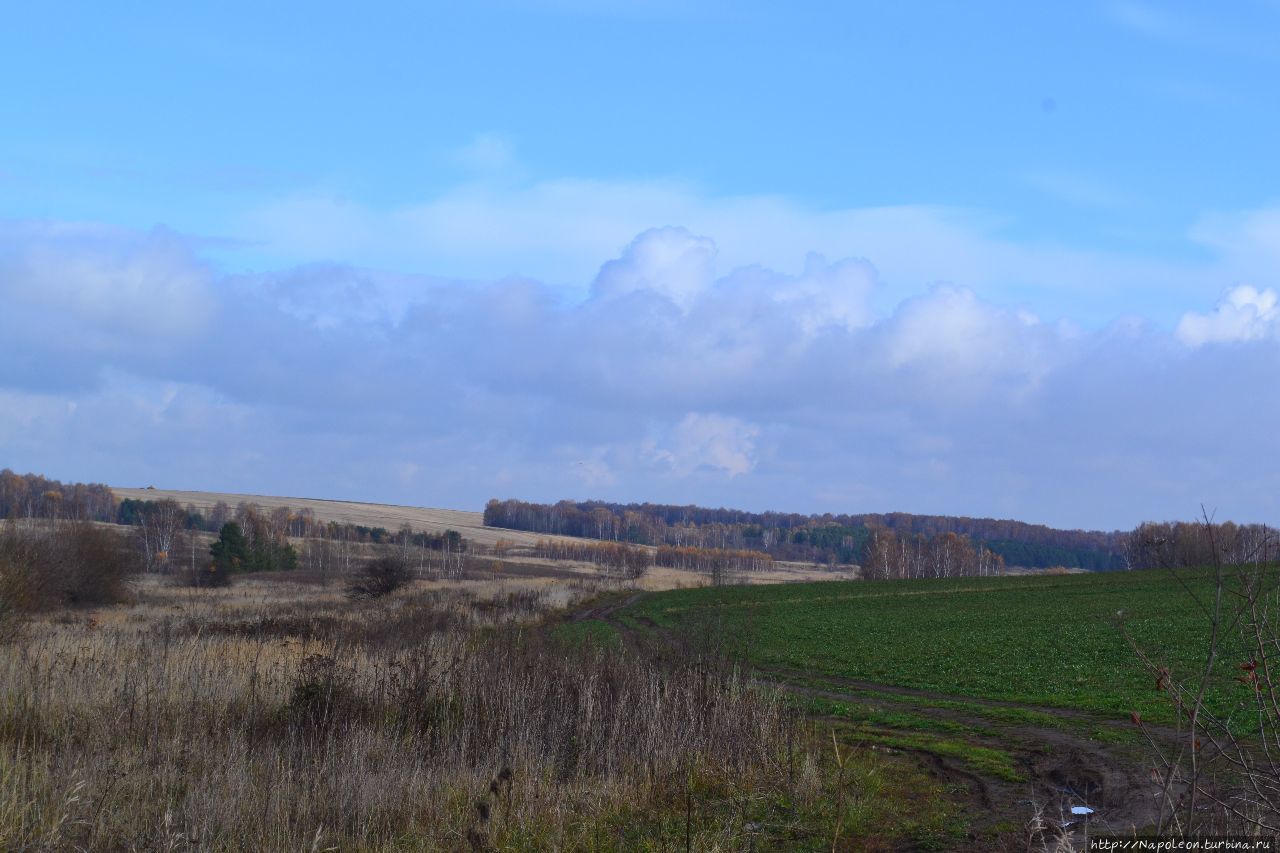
[111,487,553,547]
[109,488,853,586]
[620,567,1262,722]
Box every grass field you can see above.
[563,566,1280,842]
[588,560,1280,835]
[619,567,1262,724]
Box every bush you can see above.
[0,527,44,612]
[346,556,412,599]
[59,523,138,605]
[0,521,138,609]
[285,654,363,730]
[178,558,233,588]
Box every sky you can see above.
[2,1,1280,531]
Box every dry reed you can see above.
[0,575,816,850]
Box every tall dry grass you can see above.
[0,575,817,850]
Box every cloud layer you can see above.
[2,217,1279,530]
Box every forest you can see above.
[3,470,1271,579]
[483,498,1128,569]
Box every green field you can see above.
[620,567,1266,723]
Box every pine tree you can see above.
[210,522,249,573]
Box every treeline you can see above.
[655,546,773,575]
[526,539,650,578]
[483,498,1126,569]
[511,539,772,582]
[0,470,116,523]
[205,520,297,580]
[1127,521,1276,569]
[120,498,468,577]
[1,471,470,580]
[862,530,1004,580]
[484,499,872,563]
[120,497,460,550]
[980,538,1119,572]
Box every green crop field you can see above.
[620,567,1270,724]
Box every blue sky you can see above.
[3,2,1280,529]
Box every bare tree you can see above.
[209,501,231,530]
[134,499,185,573]
[1125,512,1280,836]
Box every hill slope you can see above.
[111,487,549,547]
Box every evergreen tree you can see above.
[210,522,249,572]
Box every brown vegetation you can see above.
[0,470,116,522]
[0,520,138,610]
[484,497,1127,568]
[861,529,1004,580]
[1126,519,1275,569]
[1126,516,1280,837]
[0,575,821,849]
[655,544,773,579]
[527,538,651,579]
[345,554,413,598]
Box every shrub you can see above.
[0,587,23,644]
[285,654,363,730]
[178,557,233,588]
[58,522,138,605]
[346,556,413,599]
[0,526,45,612]
[0,521,138,609]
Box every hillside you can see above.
[111,487,547,547]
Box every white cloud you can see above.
[1176,285,1279,346]
[0,222,214,340]
[881,286,1055,387]
[591,227,717,308]
[237,179,1215,325]
[5,215,1280,528]
[654,413,759,477]
[772,253,879,333]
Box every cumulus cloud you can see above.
[592,227,717,308]
[238,179,1216,326]
[882,286,1047,377]
[1177,285,1279,346]
[3,215,1280,528]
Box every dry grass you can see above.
[0,574,821,850]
